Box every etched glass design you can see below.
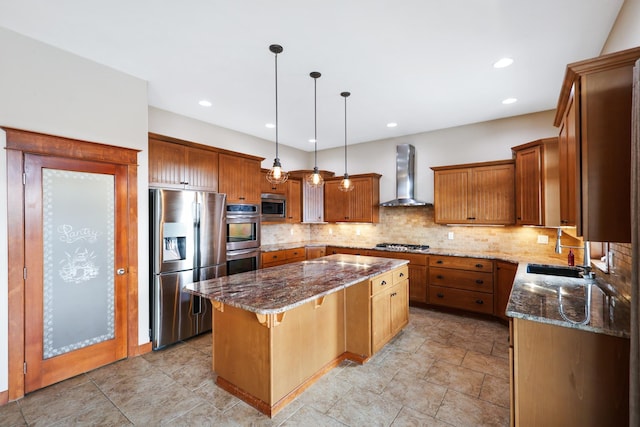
[42,169,115,359]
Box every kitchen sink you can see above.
[526,263,584,278]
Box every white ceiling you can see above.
[0,0,624,152]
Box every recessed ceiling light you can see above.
[493,57,514,68]
[387,122,398,128]
[198,100,212,107]
[265,123,276,129]
[502,97,518,105]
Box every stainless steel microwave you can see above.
[261,193,286,221]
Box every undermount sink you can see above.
[526,263,584,278]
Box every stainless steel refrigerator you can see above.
[149,189,227,350]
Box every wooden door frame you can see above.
[4,128,145,401]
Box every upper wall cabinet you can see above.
[324,173,381,223]
[512,137,560,227]
[554,47,640,243]
[219,153,263,204]
[289,170,335,224]
[431,160,515,225]
[149,134,219,191]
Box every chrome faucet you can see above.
[554,228,592,271]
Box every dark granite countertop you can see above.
[506,263,630,338]
[184,254,408,315]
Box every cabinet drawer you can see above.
[429,256,493,272]
[393,265,409,284]
[262,251,284,265]
[286,247,305,261]
[429,267,493,294]
[371,272,393,295]
[429,285,494,314]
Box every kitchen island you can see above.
[184,254,409,417]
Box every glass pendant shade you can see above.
[305,71,324,188]
[338,91,354,192]
[338,173,354,192]
[266,44,288,185]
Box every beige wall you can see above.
[318,110,558,204]
[602,0,640,54]
[0,28,149,392]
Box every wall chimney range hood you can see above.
[380,144,431,207]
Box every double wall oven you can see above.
[226,203,261,274]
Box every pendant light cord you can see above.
[274,51,279,160]
[343,93,348,174]
[314,76,318,167]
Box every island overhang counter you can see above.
[184,254,410,417]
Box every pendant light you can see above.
[266,44,289,184]
[338,91,355,192]
[305,71,324,187]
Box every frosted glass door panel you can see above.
[42,169,115,359]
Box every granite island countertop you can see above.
[184,254,408,315]
[506,263,630,338]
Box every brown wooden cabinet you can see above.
[510,318,629,426]
[554,47,640,243]
[494,261,517,322]
[428,255,494,314]
[558,93,578,227]
[285,179,301,223]
[369,250,428,305]
[432,160,515,225]
[324,174,381,223]
[512,138,560,226]
[261,247,306,268]
[149,135,219,191]
[305,246,326,260]
[219,153,262,204]
[372,277,408,354]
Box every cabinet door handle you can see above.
[380,280,387,286]
[475,279,484,284]
[436,275,444,279]
[272,255,278,259]
[391,292,397,297]
[239,197,245,200]
[436,293,444,298]
[399,272,405,277]
[517,217,522,220]
[467,217,476,220]
[475,263,483,268]
[475,299,484,305]
[436,260,443,264]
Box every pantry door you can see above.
[23,153,129,392]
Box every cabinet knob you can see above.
[476,279,484,284]
[399,272,405,277]
[436,260,443,264]
[436,293,444,298]
[475,299,484,305]
[517,217,522,220]
[475,263,483,268]
[380,280,387,286]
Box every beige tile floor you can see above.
[0,307,510,426]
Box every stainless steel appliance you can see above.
[375,242,430,252]
[380,144,431,207]
[227,247,261,275]
[261,193,286,221]
[226,203,261,275]
[226,203,260,251]
[150,189,227,350]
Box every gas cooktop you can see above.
[375,243,430,252]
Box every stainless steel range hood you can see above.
[380,144,431,207]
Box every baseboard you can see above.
[0,389,8,406]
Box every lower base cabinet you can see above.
[510,318,629,426]
[428,255,494,314]
[261,247,305,268]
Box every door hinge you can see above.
[23,267,27,280]
[22,172,26,185]
[23,362,27,374]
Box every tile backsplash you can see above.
[263,206,578,263]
